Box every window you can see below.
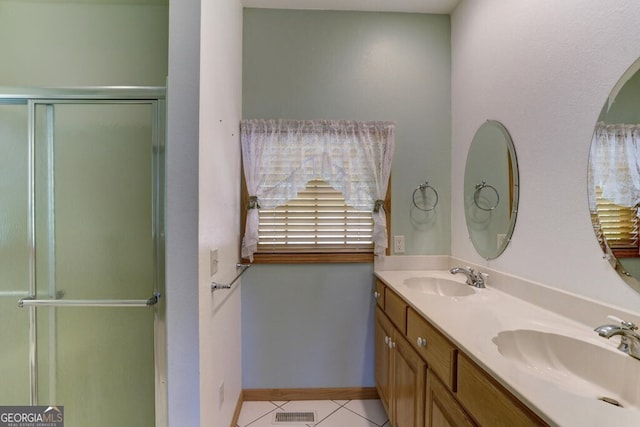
[239,119,394,263]
[240,177,391,263]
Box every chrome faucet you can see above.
[449,266,487,288]
[595,316,640,360]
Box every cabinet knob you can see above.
[374,291,380,299]
[384,336,390,345]
[389,340,396,349]
[416,337,427,348]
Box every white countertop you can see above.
[375,265,640,427]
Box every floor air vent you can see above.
[272,411,316,424]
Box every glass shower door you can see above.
[0,103,31,404]
[0,94,165,427]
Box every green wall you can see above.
[602,69,640,124]
[243,9,452,255]
[242,9,451,388]
[0,0,168,86]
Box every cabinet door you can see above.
[427,370,475,427]
[394,333,426,427]
[375,307,394,417]
[457,354,546,427]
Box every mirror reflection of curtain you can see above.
[589,122,640,255]
[589,123,640,207]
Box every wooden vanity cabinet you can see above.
[374,279,386,309]
[375,291,426,427]
[456,353,545,427]
[395,327,427,427]
[375,306,394,415]
[406,308,457,390]
[426,370,475,427]
[385,286,408,332]
[374,280,548,427]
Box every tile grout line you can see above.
[243,411,274,427]
[331,399,351,408]
[306,402,345,427]
[311,407,341,427]
[242,402,281,427]
[342,405,388,426]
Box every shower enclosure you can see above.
[0,87,166,426]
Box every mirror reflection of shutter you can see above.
[594,187,639,257]
[257,179,374,253]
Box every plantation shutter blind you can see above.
[240,119,395,261]
[592,189,639,251]
[257,179,374,252]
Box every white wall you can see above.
[167,0,200,425]
[451,0,640,311]
[199,0,244,425]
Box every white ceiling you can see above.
[242,0,460,14]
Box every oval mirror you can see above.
[464,120,520,259]
[588,58,640,293]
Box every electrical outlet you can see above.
[210,248,218,276]
[393,235,405,254]
[219,381,225,407]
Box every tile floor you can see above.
[236,399,389,427]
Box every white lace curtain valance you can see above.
[240,119,395,261]
[589,122,640,210]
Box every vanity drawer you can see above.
[407,307,457,390]
[374,280,386,309]
[384,287,407,334]
[457,353,547,427]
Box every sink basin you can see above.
[493,329,640,409]
[402,274,475,297]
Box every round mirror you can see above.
[464,120,520,259]
[588,58,640,293]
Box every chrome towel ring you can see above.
[474,181,499,211]
[412,182,439,211]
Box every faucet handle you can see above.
[607,315,638,330]
[474,272,488,288]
